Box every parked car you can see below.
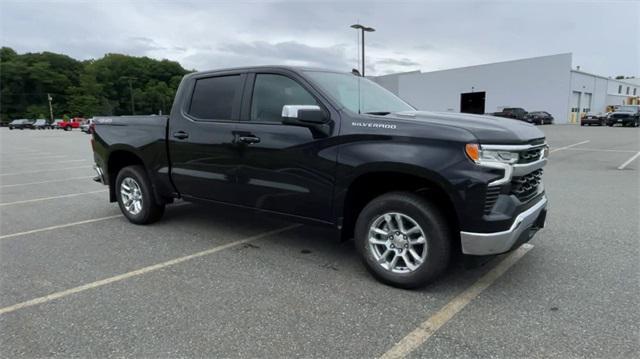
[8,119,34,130]
[606,105,640,127]
[50,119,64,129]
[581,113,605,126]
[80,118,94,134]
[492,107,528,121]
[32,119,51,129]
[525,111,554,125]
[59,117,84,131]
[91,66,548,289]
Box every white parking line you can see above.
[0,159,88,166]
[617,151,640,170]
[0,190,107,207]
[0,224,300,315]
[565,148,638,154]
[380,243,534,359]
[0,154,67,160]
[0,215,123,240]
[550,140,590,153]
[0,176,94,188]
[0,165,89,177]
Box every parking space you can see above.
[0,126,638,358]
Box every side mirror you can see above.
[281,105,327,125]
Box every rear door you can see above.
[232,71,338,222]
[168,71,245,203]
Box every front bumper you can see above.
[461,196,547,255]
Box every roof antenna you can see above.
[351,68,361,76]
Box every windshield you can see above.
[304,71,414,114]
[617,106,639,113]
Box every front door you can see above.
[168,73,244,203]
[233,72,337,222]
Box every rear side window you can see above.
[189,75,241,120]
[250,74,319,122]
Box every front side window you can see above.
[305,71,414,114]
[250,74,319,122]
[189,75,241,120]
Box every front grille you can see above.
[517,148,543,164]
[511,169,543,202]
[484,186,502,214]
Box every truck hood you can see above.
[389,110,546,144]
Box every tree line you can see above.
[0,47,191,123]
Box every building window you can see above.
[634,88,637,96]
[626,87,630,95]
[618,85,622,93]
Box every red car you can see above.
[58,117,84,131]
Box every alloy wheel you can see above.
[368,212,428,273]
[120,177,143,215]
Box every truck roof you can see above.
[184,65,347,79]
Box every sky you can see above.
[0,0,638,77]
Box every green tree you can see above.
[0,47,189,122]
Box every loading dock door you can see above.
[460,92,486,114]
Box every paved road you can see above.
[0,126,638,358]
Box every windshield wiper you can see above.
[364,111,391,116]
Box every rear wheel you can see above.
[355,192,451,289]
[115,165,165,224]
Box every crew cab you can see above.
[91,66,548,288]
[606,105,640,127]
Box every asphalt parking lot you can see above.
[0,125,638,358]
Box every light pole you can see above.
[120,76,137,115]
[350,24,375,76]
[47,93,54,122]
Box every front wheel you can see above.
[355,192,451,289]
[115,165,165,224]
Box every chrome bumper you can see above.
[461,196,547,255]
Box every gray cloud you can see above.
[0,0,637,76]
[376,58,421,67]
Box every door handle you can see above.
[238,135,260,144]
[173,131,189,140]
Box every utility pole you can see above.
[47,93,54,122]
[350,24,375,76]
[120,76,137,115]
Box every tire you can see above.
[115,165,165,224]
[355,191,451,289]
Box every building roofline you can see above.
[378,53,573,77]
[571,69,638,86]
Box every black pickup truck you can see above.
[92,66,548,288]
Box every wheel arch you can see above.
[106,147,167,206]
[336,164,461,248]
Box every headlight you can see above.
[465,144,519,164]
[480,149,519,164]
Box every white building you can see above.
[372,54,639,124]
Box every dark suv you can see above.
[8,119,34,130]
